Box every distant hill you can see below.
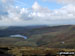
[0,25,75,48]
[0,25,46,37]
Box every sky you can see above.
[0,0,75,26]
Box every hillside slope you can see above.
[27,25,75,48]
[0,25,75,48]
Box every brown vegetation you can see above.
[0,46,75,56]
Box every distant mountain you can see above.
[0,25,46,37]
[0,25,75,48]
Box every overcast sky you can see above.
[0,0,75,26]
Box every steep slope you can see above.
[27,25,75,48]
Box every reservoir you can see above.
[10,34,27,39]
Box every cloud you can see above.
[57,0,75,4]
[42,0,75,4]
[0,1,75,26]
[1,0,14,3]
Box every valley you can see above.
[0,25,75,48]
